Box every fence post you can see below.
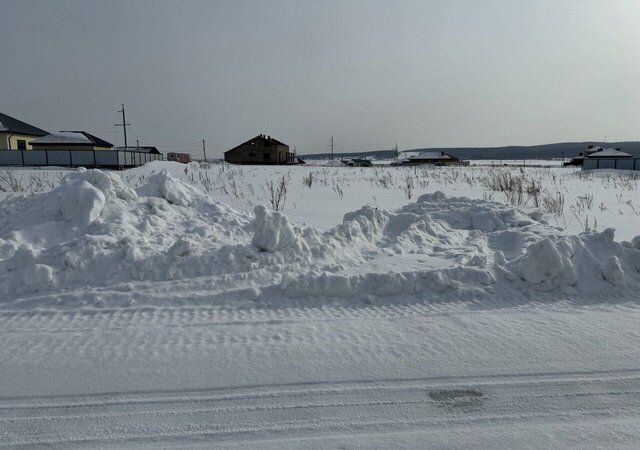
[69,150,73,167]
[45,149,48,165]
[93,149,96,167]
[21,150,24,166]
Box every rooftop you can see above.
[408,151,455,160]
[0,113,48,137]
[31,131,113,148]
[586,148,632,158]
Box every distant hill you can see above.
[301,141,640,160]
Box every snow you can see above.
[2,168,637,306]
[408,151,453,159]
[252,205,303,252]
[1,162,640,447]
[30,131,94,144]
[587,147,633,158]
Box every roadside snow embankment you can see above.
[0,168,639,307]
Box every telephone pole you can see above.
[329,136,335,160]
[202,139,207,162]
[115,104,130,151]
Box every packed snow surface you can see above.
[2,165,640,448]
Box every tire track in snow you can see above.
[2,371,640,447]
[1,297,638,333]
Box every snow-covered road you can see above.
[2,166,640,447]
[3,299,640,448]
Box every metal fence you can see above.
[582,158,640,171]
[0,149,163,168]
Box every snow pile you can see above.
[0,170,639,306]
[252,205,305,252]
[0,169,252,300]
[137,169,200,206]
[504,227,640,292]
[262,192,640,303]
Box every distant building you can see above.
[167,152,191,163]
[565,145,633,167]
[585,148,632,159]
[342,158,372,167]
[115,146,162,155]
[0,112,49,150]
[30,131,113,151]
[224,134,295,165]
[581,146,638,171]
[399,151,467,166]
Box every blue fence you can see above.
[582,158,640,171]
[0,149,163,168]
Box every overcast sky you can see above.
[2,0,639,156]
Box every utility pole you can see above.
[329,136,335,160]
[202,139,207,162]
[115,104,130,151]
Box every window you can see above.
[17,140,27,150]
[248,152,256,157]
[263,153,271,162]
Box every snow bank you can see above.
[258,192,640,303]
[0,169,252,300]
[252,205,305,252]
[1,170,639,307]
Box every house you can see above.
[582,147,637,171]
[115,146,161,155]
[400,151,468,166]
[224,134,295,165]
[0,112,49,150]
[30,131,113,151]
[341,158,372,167]
[167,152,191,163]
[564,145,632,166]
[585,147,632,159]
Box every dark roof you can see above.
[0,112,48,137]
[408,151,458,160]
[31,131,113,148]
[115,146,161,154]
[225,134,288,153]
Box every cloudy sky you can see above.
[2,0,639,157]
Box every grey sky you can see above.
[2,0,639,157]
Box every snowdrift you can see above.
[1,169,639,307]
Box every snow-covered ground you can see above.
[1,161,640,448]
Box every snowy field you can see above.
[1,161,640,448]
